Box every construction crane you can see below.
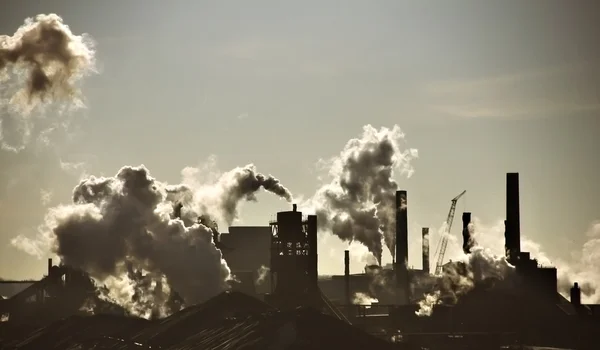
[432,190,466,276]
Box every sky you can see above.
[0,0,599,280]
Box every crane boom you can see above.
[433,190,466,275]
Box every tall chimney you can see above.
[396,190,408,269]
[571,282,582,306]
[505,173,521,263]
[462,212,473,254]
[344,250,350,304]
[47,258,53,276]
[422,228,430,274]
[395,190,410,304]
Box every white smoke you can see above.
[255,265,270,286]
[0,14,96,152]
[415,217,600,316]
[352,292,378,307]
[11,162,292,318]
[304,125,418,263]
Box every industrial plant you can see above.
[1,172,599,349]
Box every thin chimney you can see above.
[571,282,582,306]
[344,250,350,304]
[462,212,473,254]
[395,190,410,304]
[422,228,430,274]
[47,258,53,276]
[505,173,521,263]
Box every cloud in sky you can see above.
[423,62,600,119]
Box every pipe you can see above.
[505,173,521,263]
[422,228,430,274]
[344,250,350,304]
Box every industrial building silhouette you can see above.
[0,172,599,349]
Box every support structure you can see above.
[268,204,319,309]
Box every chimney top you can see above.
[292,204,297,212]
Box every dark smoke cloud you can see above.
[0,14,96,151]
[306,125,418,263]
[12,162,292,318]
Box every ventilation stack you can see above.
[422,228,430,274]
[505,173,522,264]
[462,212,473,254]
[395,190,410,304]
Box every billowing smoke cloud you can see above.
[172,162,292,226]
[416,246,515,316]
[12,162,292,318]
[0,14,96,151]
[352,292,378,307]
[307,125,418,263]
[416,218,600,316]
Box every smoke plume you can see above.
[415,246,514,316]
[12,162,291,318]
[352,292,378,307]
[255,265,270,286]
[307,125,418,263]
[0,14,96,152]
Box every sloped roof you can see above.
[1,291,402,350]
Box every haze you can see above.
[0,0,599,280]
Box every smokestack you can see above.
[505,173,521,263]
[292,204,297,212]
[461,212,472,254]
[395,190,408,268]
[571,282,582,306]
[344,250,350,304]
[47,258,52,276]
[422,228,430,274]
[395,190,410,305]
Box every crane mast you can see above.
[433,190,466,276]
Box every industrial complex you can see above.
[0,173,599,349]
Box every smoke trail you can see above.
[307,125,418,263]
[11,162,291,318]
[0,14,96,151]
[172,163,292,226]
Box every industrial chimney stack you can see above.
[462,212,473,254]
[505,173,522,264]
[571,282,582,306]
[395,190,410,304]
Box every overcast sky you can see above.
[1,0,599,279]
